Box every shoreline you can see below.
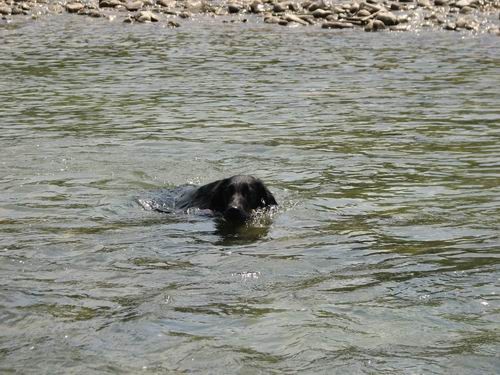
[1,0,499,33]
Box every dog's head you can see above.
[209,175,277,223]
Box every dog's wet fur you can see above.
[173,175,277,223]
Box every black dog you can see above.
[175,175,277,223]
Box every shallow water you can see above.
[1,15,499,374]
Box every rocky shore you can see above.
[1,0,499,33]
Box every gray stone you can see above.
[0,5,11,15]
[308,1,328,12]
[459,6,473,14]
[359,2,382,13]
[87,9,103,17]
[417,0,431,8]
[157,0,173,6]
[273,3,287,12]
[134,10,158,22]
[349,3,360,13]
[397,14,409,23]
[455,16,475,29]
[11,6,23,15]
[322,21,354,28]
[125,1,143,11]
[285,13,309,25]
[250,1,265,13]
[390,2,401,10]
[99,0,122,8]
[288,2,301,12]
[376,12,398,26]
[228,4,241,13]
[66,2,84,13]
[372,19,386,30]
[312,8,330,18]
[356,9,370,17]
[365,19,386,31]
[455,0,473,8]
[299,14,315,24]
[167,20,180,27]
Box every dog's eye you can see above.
[241,185,249,195]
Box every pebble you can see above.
[322,21,354,28]
[455,16,476,29]
[285,13,309,25]
[459,6,473,14]
[300,14,315,24]
[125,1,143,11]
[376,12,398,26]
[356,9,371,17]
[157,0,173,7]
[0,5,11,15]
[364,18,386,31]
[99,0,123,8]
[134,10,158,22]
[264,15,281,23]
[167,20,180,27]
[273,3,287,13]
[390,3,402,11]
[11,6,23,15]
[308,1,328,12]
[66,2,85,13]
[455,0,473,8]
[87,9,103,17]
[360,2,383,13]
[350,2,360,13]
[227,4,241,14]
[312,9,331,18]
[417,0,432,8]
[289,2,301,12]
[250,1,265,13]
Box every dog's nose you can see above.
[224,206,249,223]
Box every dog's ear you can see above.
[192,179,227,211]
[257,181,277,207]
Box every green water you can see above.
[1,15,499,374]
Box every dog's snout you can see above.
[224,206,249,223]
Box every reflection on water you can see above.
[1,15,499,374]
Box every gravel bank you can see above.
[1,0,499,33]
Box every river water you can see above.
[1,15,499,374]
